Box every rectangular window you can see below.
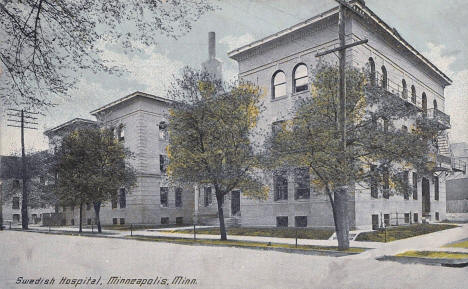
[119,188,126,208]
[176,217,184,225]
[294,168,310,200]
[12,197,19,209]
[63,206,66,212]
[113,218,118,225]
[160,155,168,174]
[175,187,183,208]
[118,124,125,142]
[435,212,439,221]
[13,214,20,222]
[403,171,409,200]
[294,216,307,227]
[414,213,418,223]
[412,172,418,200]
[204,187,212,207]
[87,218,92,225]
[160,187,168,207]
[372,214,379,230]
[434,176,439,201]
[161,217,169,225]
[276,216,288,227]
[111,194,117,209]
[274,170,288,201]
[370,165,378,199]
[159,122,168,140]
[120,218,125,225]
[383,167,389,199]
[71,219,75,226]
[384,214,390,227]
[404,213,410,224]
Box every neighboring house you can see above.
[0,155,55,227]
[446,142,468,221]
[228,0,458,229]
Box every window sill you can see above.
[292,90,309,98]
[271,95,288,102]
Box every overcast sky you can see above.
[2,0,467,154]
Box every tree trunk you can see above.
[333,186,349,250]
[93,201,102,233]
[79,202,83,233]
[215,191,227,241]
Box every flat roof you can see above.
[228,0,452,86]
[90,91,172,116]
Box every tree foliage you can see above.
[0,0,215,107]
[269,64,437,196]
[267,63,440,249]
[167,67,268,240]
[56,127,136,231]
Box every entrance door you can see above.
[231,190,240,216]
[422,177,430,214]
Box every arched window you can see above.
[381,66,387,89]
[272,71,286,99]
[422,92,427,116]
[293,64,308,93]
[369,57,376,86]
[433,99,438,111]
[159,121,168,140]
[401,79,407,99]
[411,85,416,104]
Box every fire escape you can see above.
[371,69,466,175]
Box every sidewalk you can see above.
[348,222,468,259]
[5,223,467,258]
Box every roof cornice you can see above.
[90,91,172,116]
[228,1,452,86]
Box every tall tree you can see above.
[0,0,215,107]
[56,127,136,233]
[167,67,268,240]
[267,63,439,250]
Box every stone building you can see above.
[227,0,458,229]
[0,154,55,227]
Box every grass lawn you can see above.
[102,224,187,231]
[443,239,468,249]
[160,227,335,240]
[355,224,457,242]
[396,250,468,260]
[127,235,365,254]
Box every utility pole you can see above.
[7,108,39,230]
[315,0,368,250]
